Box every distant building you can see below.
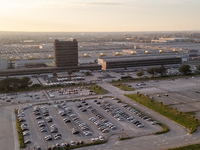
[54,39,78,67]
[0,59,8,70]
[39,44,53,50]
[99,55,184,70]
[151,37,189,43]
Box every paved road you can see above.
[0,106,17,150]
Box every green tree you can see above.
[147,67,156,77]
[53,71,57,78]
[0,77,20,91]
[67,70,72,76]
[156,66,167,76]
[179,65,191,75]
[136,70,144,78]
[7,60,14,69]
[20,77,32,88]
[197,65,200,71]
[85,71,92,76]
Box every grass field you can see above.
[113,84,135,91]
[167,143,200,150]
[125,94,200,134]
[88,85,107,95]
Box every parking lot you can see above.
[0,91,46,105]
[18,97,162,149]
[147,87,200,119]
[128,77,199,91]
[45,87,94,99]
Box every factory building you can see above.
[99,55,183,70]
[151,37,189,43]
[0,59,8,70]
[54,39,78,67]
[0,64,101,77]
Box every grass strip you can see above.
[167,143,200,150]
[153,122,170,135]
[119,137,132,141]
[14,110,27,148]
[125,94,200,134]
[113,83,135,91]
[87,85,107,94]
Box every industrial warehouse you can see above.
[98,55,185,70]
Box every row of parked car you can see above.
[98,101,145,128]
[89,107,116,133]
[69,113,92,136]
[58,103,92,136]
[121,103,157,125]
[18,105,32,145]
[44,140,84,150]
[77,100,91,112]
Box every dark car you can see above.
[36,116,42,119]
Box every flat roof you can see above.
[102,55,183,63]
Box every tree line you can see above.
[136,65,200,78]
[0,77,32,92]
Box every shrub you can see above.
[31,84,41,88]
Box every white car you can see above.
[151,121,157,125]
[91,138,95,142]
[60,143,65,148]
[99,136,104,141]
[70,141,75,146]
[23,131,30,136]
[127,117,133,120]
[85,132,92,136]
[138,124,144,128]
[51,124,57,128]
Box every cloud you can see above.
[0,0,127,9]
[166,0,190,5]
[69,2,123,6]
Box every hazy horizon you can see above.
[0,0,200,32]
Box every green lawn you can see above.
[88,85,107,94]
[153,122,170,135]
[168,144,200,150]
[113,84,135,91]
[125,94,200,134]
[14,110,26,148]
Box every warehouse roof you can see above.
[102,55,183,63]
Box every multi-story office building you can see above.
[54,39,78,67]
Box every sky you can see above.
[0,0,199,32]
